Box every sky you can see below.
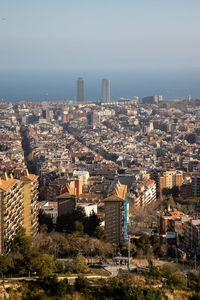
[1,0,200,71]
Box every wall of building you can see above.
[23,182,32,235]
[104,201,121,244]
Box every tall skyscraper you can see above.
[102,78,110,102]
[77,77,84,103]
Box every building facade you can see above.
[102,78,110,102]
[160,170,183,194]
[0,171,39,254]
[77,77,84,103]
[104,181,128,244]
[192,171,200,198]
[20,170,39,236]
[57,193,76,217]
[129,179,156,208]
[0,174,24,253]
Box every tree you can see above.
[35,231,69,258]
[162,188,171,197]
[68,254,89,274]
[56,208,86,234]
[150,235,160,255]
[32,253,55,278]
[0,255,9,277]
[10,227,31,255]
[171,186,180,198]
[55,260,66,274]
[84,211,101,236]
[38,210,54,232]
[74,276,90,293]
[37,276,71,297]
[74,221,84,234]
[94,226,106,241]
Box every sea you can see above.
[0,69,200,102]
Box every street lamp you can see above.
[128,236,131,271]
[183,274,188,288]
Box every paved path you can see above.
[103,264,128,277]
[0,274,110,283]
[0,264,133,283]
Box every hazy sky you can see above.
[1,0,200,70]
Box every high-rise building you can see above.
[0,171,39,254]
[192,171,200,197]
[104,181,128,244]
[20,170,39,236]
[77,77,84,103]
[0,173,24,254]
[102,78,110,102]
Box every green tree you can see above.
[55,260,66,274]
[33,253,55,278]
[74,221,84,234]
[68,253,89,274]
[10,227,31,255]
[150,235,160,255]
[94,226,106,241]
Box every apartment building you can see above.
[104,181,128,244]
[158,206,189,246]
[57,193,76,217]
[0,171,39,254]
[180,183,193,199]
[158,207,200,249]
[184,218,200,251]
[20,170,39,236]
[47,177,70,202]
[160,170,183,194]
[192,171,200,198]
[128,179,156,208]
[0,174,24,254]
[135,179,156,207]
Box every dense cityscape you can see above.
[0,85,200,298]
[1,0,200,298]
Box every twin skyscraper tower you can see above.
[77,77,110,103]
